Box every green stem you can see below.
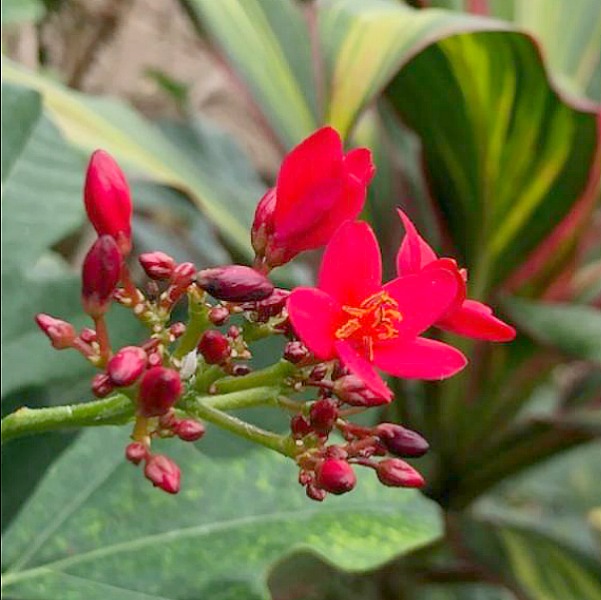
[193,386,281,411]
[173,292,209,360]
[183,394,296,457]
[1,395,135,444]
[213,360,294,394]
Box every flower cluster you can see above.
[35,127,514,498]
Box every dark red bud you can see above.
[196,265,274,302]
[325,445,348,460]
[376,459,425,488]
[139,251,176,280]
[198,330,230,365]
[35,314,76,349]
[92,373,114,398]
[144,454,180,494]
[309,398,338,434]
[240,288,290,322]
[309,364,328,382]
[331,362,349,380]
[227,326,240,339]
[81,235,122,318]
[169,322,186,339]
[283,341,309,364]
[174,419,206,442]
[125,442,148,465]
[290,415,312,438]
[375,424,429,458]
[315,459,356,495]
[84,150,132,255]
[333,374,391,407]
[251,187,276,257]
[107,346,147,387]
[306,484,327,502]
[138,367,182,417]
[231,364,251,376]
[208,305,230,326]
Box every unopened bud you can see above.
[196,265,274,302]
[309,398,338,435]
[35,314,76,349]
[144,454,180,494]
[241,288,289,322]
[139,251,176,280]
[169,322,186,339]
[376,459,425,488]
[251,188,276,257]
[81,235,122,318]
[84,150,132,254]
[198,330,230,365]
[208,305,230,326]
[174,419,206,442]
[315,459,356,495]
[290,414,312,438]
[138,367,182,417]
[306,484,327,502]
[125,442,148,465]
[79,327,97,344]
[309,364,328,382]
[92,373,114,398]
[107,346,147,387]
[375,424,429,458]
[283,341,309,364]
[231,364,251,376]
[333,374,391,407]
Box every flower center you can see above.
[335,291,402,360]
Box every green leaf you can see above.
[504,297,601,363]
[2,62,262,259]
[1,426,442,600]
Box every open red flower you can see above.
[251,127,375,269]
[397,210,516,342]
[287,221,467,400]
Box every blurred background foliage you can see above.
[1,0,600,598]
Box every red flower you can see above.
[251,127,375,268]
[287,221,467,400]
[397,210,516,342]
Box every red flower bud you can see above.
[79,327,97,344]
[196,266,274,302]
[139,251,176,280]
[375,424,429,458]
[162,262,196,306]
[241,288,290,322]
[138,367,182,417]
[174,419,206,442]
[91,373,114,398]
[107,346,147,387]
[309,398,338,435]
[197,330,230,365]
[283,341,309,364]
[231,364,251,376]
[208,305,230,326]
[81,235,122,318]
[333,374,391,407]
[251,188,276,257]
[169,322,186,339]
[290,414,312,438]
[306,484,327,502]
[35,314,76,349]
[309,364,328,382]
[125,442,148,465]
[144,454,180,494]
[315,459,356,495]
[376,459,425,488]
[84,150,132,254]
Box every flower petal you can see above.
[275,127,343,225]
[318,220,382,306]
[373,337,467,380]
[396,209,438,275]
[287,288,341,360]
[438,299,516,341]
[335,340,393,401]
[344,148,375,186]
[383,268,460,337]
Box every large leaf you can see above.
[504,297,601,363]
[1,426,442,600]
[2,62,264,259]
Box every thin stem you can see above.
[193,386,281,411]
[93,315,111,364]
[212,361,295,394]
[173,292,209,360]
[1,395,135,444]
[183,395,295,457]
